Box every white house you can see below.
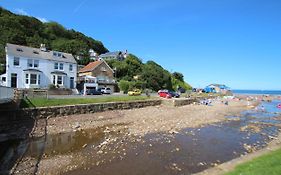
[0,43,77,89]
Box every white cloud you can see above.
[36,17,48,23]
[15,8,29,16]
[14,8,48,23]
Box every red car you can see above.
[158,90,172,98]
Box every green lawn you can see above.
[20,96,153,108]
[225,147,281,175]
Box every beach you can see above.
[10,95,281,175]
[47,99,250,136]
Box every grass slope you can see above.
[225,147,281,175]
[20,96,152,108]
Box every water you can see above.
[233,89,281,95]
[2,101,281,175]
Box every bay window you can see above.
[52,75,64,86]
[25,73,40,85]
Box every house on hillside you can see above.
[89,49,99,60]
[99,50,127,61]
[77,59,117,94]
[0,43,77,89]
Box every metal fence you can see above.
[0,86,14,102]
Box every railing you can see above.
[97,79,116,84]
[0,86,14,101]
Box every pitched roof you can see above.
[99,51,122,57]
[6,43,77,64]
[79,61,103,73]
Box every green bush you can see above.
[48,84,57,90]
[119,80,130,93]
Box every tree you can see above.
[0,7,109,65]
[172,72,184,82]
[141,61,173,91]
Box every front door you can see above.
[70,77,74,89]
[11,73,17,88]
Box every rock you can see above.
[73,122,81,129]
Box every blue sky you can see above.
[1,0,281,90]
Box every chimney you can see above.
[40,44,46,52]
[124,49,128,58]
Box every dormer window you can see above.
[16,48,23,52]
[53,51,63,58]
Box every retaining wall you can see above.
[173,98,199,107]
[173,95,218,107]
[0,100,162,124]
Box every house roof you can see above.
[79,60,114,73]
[79,61,103,73]
[99,51,122,58]
[6,43,77,64]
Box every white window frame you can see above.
[57,75,63,85]
[13,57,20,66]
[34,60,39,68]
[69,64,73,72]
[54,62,59,70]
[54,62,64,70]
[28,59,33,67]
[25,73,40,85]
[27,59,39,68]
[53,51,63,58]
[30,74,37,85]
[59,63,64,70]
[52,75,64,86]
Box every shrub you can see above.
[48,84,57,90]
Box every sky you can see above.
[1,0,281,90]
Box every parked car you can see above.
[158,90,172,98]
[169,91,180,98]
[87,89,102,95]
[178,87,186,93]
[99,87,112,94]
[128,89,142,96]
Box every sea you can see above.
[233,90,281,95]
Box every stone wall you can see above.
[173,98,199,107]
[1,100,162,122]
[173,96,218,107]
